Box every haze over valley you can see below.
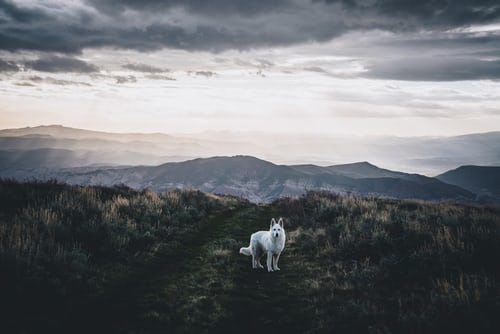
[1,125,499,203]
[1,125,499,175]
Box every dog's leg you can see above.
[267,252,273,272]
[273,253,281,271]
[256,256,264,269]
[252,254,257,269]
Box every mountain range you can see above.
[1,125,500,174]
[0,125,499,202]
[1,152,494,203]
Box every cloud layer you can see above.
[26,56,99,73]
[0,0,500,81]
[1,0,499,53]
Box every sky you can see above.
[1,0,500,137]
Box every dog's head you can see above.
[270,217,284,238]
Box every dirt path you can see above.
[77,201,314,333]
[214,205,314,334]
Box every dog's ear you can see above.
[278,217,284,228]
[270,218,276,229]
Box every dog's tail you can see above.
[239,246,252,256]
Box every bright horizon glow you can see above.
[1,45,499,137]
[1,1,500,139]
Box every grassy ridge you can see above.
[275,193,500,333]
[0,181,499,333]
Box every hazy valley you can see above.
[1,125,499,203]
[1,125,500,174]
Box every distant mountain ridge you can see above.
[0,124,175,142]
[0,125,198,166]
[0,125,498,202]
[1,125,499,175]
[0,154,476,202]
[437,166,500,201]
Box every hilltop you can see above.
[437,166,500,201]
[0,155,476,202]
[0,181,499,333]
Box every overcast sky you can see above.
[1,0,500,136]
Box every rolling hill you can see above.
[0,155,475,202]
[1,125,499,175]
[1,181,499,333]
[0,125,198,166]
[437,166,500,201]
[2,125,498,202]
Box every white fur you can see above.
[239,217,286,272]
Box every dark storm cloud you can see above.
[26,56,99,73]
[0,0,302,53]
[318,0,500,28]
[1,0,499,54]
[17,75,92,86]
[145,74,176,81]
[304,66,330,74]
[0,0,94,53]
[122,63,170,73]
[92,0,500,28]
[365,57,500,81]
[114,75,137,84]
[1,0,500,81]
[193,70,216,78]
[0,58,19,72]
[85,0,290,17]
[0,0,48,22]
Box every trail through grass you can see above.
[5,183,497,333]
[77,200,313,333]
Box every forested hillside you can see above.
[0,181,499,333]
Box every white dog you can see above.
[239,218,286,272]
